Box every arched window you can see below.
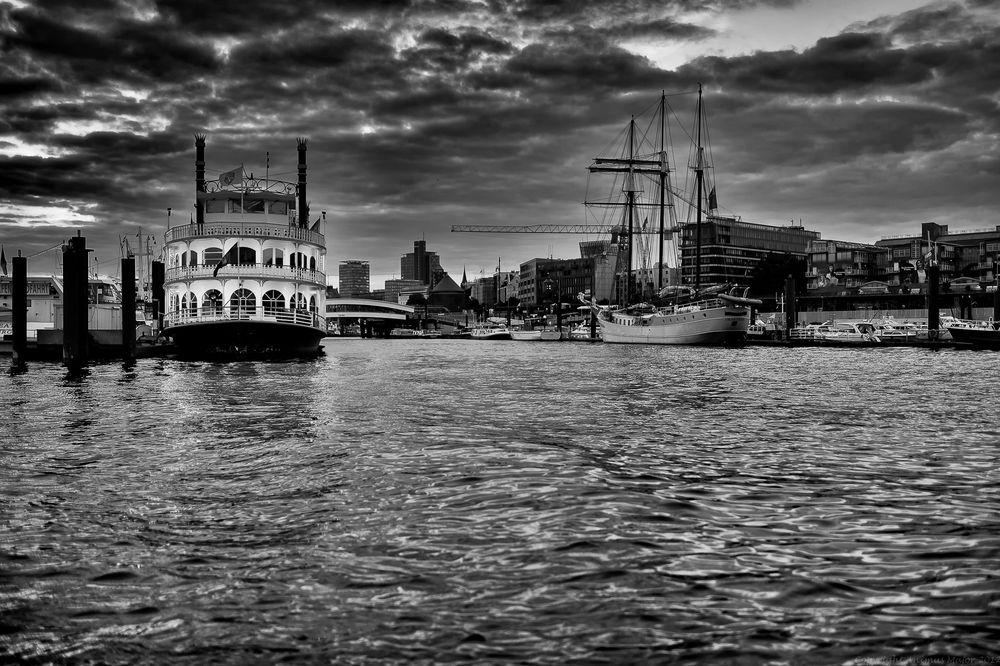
[291,293,307,310]
[183,292,197,314]
[229,288,256,317]
[203,247,223,266]
[309,257,316,271]
[184,250,198,267]
[309,295,317,313]
[237,247,256,265]
[203,289,223,315]
[263,248,284,267]
[263,290,285,314]
[170,294,180,312]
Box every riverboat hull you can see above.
[165,319,325,357]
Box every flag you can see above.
[708,187,718,211]
[219,166,243,187]
[310,217,321,232]
[1,246,6,276]
[213,246,238,278]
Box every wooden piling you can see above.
[12,254,27,365]
[783,274,797,336]
[121,256,136,360]
[927,264,940,339]
[62,235,90,367]
[151,260,165,329]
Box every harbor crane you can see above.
[450,224,680,234]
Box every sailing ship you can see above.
[586,85,759,345]
[160,136,327,357]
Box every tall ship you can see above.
[160,136,327,356]
[587,85,759,345]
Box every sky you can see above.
[1,0,998,290]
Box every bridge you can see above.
[325,298,414,322]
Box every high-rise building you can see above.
[400,240,441,284]
[338,260,370,298]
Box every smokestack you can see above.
[297,138,308,228]
[195,134,206,226]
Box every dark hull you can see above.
[164,320,326,358]
[948,326,1000,350]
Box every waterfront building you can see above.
[469,276,498,309]
[517,258,594,309]
[805,239,890,291]
[427,273,464,312]
[876,222,1000,286]
[680,216,820,289]
[579,237,624,303]
[384,278,426,305]
[338,260,370,298]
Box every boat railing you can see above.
[163,306,323,329]
[165,222,324,245]
[165,263,326,285]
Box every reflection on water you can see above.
[1,341,998,663]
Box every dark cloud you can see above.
[1,0,998,283]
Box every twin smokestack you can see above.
[193,135,309,228]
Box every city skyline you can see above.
[2,0,998,290]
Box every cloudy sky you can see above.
[2,0,998,289]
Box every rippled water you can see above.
[2,340,998,664]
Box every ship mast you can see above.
[625,117,637,305]
[694,83,704,293]
[657,91,666,292]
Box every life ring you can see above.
[928,329,939,341]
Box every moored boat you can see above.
[587,86,760,345]
[470,324,512,340]
[160,137,327,357]
[510,328,543,341]
[947,319,1000,349]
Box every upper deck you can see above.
[166,177,324,246]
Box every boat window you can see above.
[205,199,225,214]
[263,290,285,314]
[263,248,284,266]
[229,288,255,316]
[309,257,316,271]
[269,201,288,215]
[310,295,317,312]
[243,199,266,214]
[292,293,306,310]
[237,247,256,265]
[203,247,223,265]
[203,289,223,314]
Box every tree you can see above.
[406,293,428,320]
[748,253,807,296]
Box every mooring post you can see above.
[63,235,90,367]
[152,260,165,331]
[121,256,136,360]
[784,274,797,337]
[927,264,940,340]
[12,253,27,365]
[993,260,999,325]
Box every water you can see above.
[2,340,998,664]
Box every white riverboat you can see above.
[160,136,327,357]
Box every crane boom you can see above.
[451,224,680,234]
